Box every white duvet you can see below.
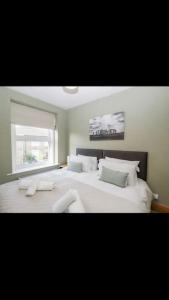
[0,168,153,213]
[69,171,153,212]
[46,168,153,212]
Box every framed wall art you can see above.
[89,112,125,140]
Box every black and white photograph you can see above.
[89,112,125,140]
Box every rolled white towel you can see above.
[37,181,54,191]
[67,190,85,213]
[52,189,78,213]
[18,179,33,190]
[18,179,54,191]
[26,183,37,197]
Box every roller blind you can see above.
[11,102,56,130]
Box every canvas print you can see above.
[89,112,125,140]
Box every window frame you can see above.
[11,124,55,173]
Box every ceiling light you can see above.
[63,86,79,94]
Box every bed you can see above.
[0,148,153,213]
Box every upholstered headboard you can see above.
[102,150,148,181]
[76,148,148,181]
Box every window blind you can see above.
[11,102,56,130]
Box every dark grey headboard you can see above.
[103,150,148,181]
[76,148,148,181]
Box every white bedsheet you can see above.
[20,168,153,212]
[0,168,153,213]
[67,171,153,212]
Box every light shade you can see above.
[63,86,79,94]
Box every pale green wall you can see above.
[68,87,169,205]
[0,87,68,184]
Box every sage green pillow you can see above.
[99,166,129,188]
[68,161,83,173]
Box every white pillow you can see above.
[98,159,138,186]
[78,155,97,172]
[69,154,91,172]
[69,154,81,163]
[105,156,140,172]
[69,154,97,172]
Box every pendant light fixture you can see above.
[63,86,79,94]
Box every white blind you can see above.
[11,102,56,130]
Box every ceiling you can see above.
[7,86,132,110]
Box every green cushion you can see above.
[68,161,83,173]
[99,166,129,187]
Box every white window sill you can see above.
[7,163,59,176]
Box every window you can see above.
[11,125,55,172]
[11,102,57,173]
